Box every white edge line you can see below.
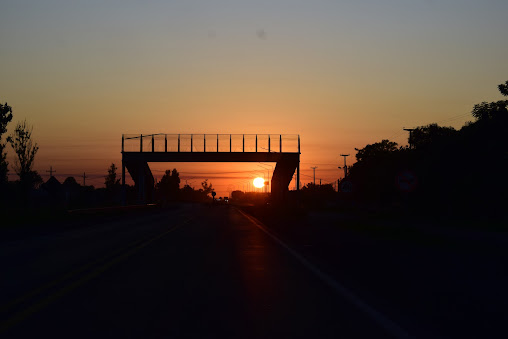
[237,208,413,339]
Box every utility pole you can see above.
[403,128,415,149]
[319,179,322,186]
[311,166,318,186]
[82,172,88,186]
[46,166,56,178]
[340,154,350,178]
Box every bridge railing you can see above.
[122,134,300,153]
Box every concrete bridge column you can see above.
[122,161,126,206]
[138,163,146,204]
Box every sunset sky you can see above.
[1,0,507,196]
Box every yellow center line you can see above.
[0,217,194,334]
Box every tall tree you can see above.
[63,176,80,187]
[8,120,42,189]
[0,102,13,186]
[104,163,120,189]
[156,168,180,200]
[201,179,213,197]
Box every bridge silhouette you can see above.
[121,134,300,202]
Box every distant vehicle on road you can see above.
[213,197,229,205]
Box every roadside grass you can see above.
[331,218,449,246]
[241,203,507,255]
[1,208,71,229]
[324,212,508,256]
[0,204,162,232]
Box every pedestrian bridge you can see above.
[121,134,300,202]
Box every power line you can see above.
[386,130,407,142]
[434,112,471,125]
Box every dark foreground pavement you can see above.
[1,204,404,339]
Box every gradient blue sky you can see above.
[1,0,507,194]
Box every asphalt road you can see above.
[0,204,407,339]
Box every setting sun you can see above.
[253,177,265,189]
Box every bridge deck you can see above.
[122,151,299,163]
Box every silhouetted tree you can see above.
[179,183,211,202]
[498,80,508,96]
[63,176,80,187]
[460,80,508,215]
[0,101,13,186]
[104,163,120,189]
[201,179,214,197]
[471,101,508,121]
[0,102,12,135]
[344,80,508,216]
[411,124,457,149]
[156,168,180,201]
[298,182,336,207]
[8,120,42,190]
[354,139,398,163]
[347,139,408,204]
[471,81,508,121]
[180,184,195,201]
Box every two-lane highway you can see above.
[1,204,407,338]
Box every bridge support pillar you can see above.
[122,160,126,206]
[271,153,299,203]
[297,161,300,191]
[123,160,155,205]
[138,163,146,204]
